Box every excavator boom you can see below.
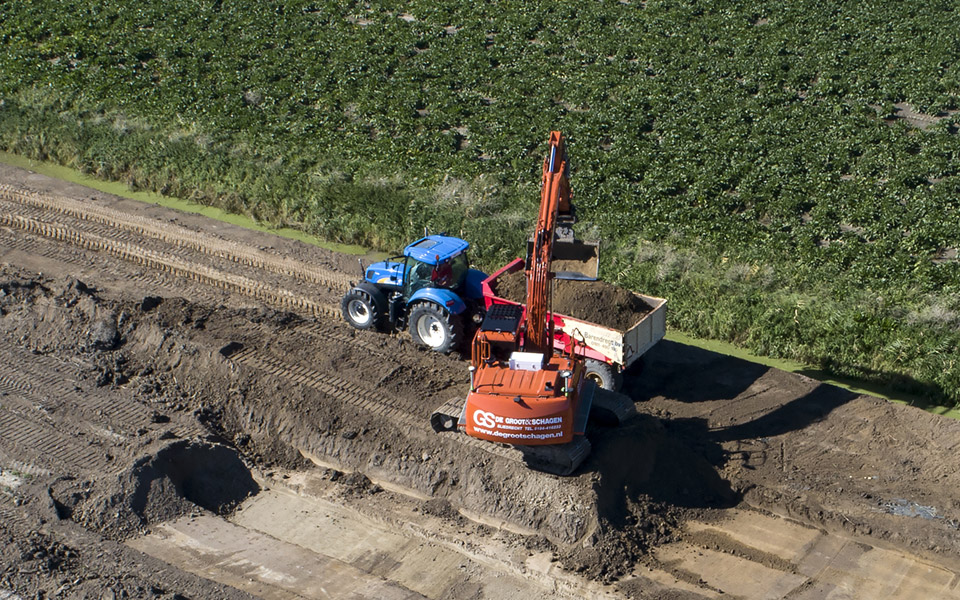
[525,131,567,354]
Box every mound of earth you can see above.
[495,269,652,330]
[36,440,259,541]
[559,415,737,583]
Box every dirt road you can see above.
[1,163,959,599]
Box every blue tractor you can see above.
[341,235,488,353]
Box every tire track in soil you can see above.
[0,401,110,475]
[226,346,427,427]
[0,195,342,305]
[0,228,231,310]
[293,321,408,367]
[0,186,354,290]
[226,346,526,465]
[0,348,206,441]
[0,213,341,319]
[0,444,53,480]
[0,372,31,395]
[0,497,34,532]
[290,320,469,390]
[0,346,206,479]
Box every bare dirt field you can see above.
[1,163,960,599]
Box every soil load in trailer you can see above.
[495,268,653,330]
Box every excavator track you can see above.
[590,387,638,426]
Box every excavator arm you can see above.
[525,131,569,355]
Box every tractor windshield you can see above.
[405,258,434,295]
[447,253,468,287]
[404,253,468,296]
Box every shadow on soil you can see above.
[661,382,858,499]
[641,339,954,414]
[129,440,260,518]
[797,363,956,416]
[587,339,859,526]
[625,340,770,404]
[586,415,739,529]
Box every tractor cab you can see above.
[401,236,470,296]
[363,235,470,299]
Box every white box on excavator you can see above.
[509,352,544,371]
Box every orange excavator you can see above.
[431,132,632,474]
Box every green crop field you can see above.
[2,1,960,403]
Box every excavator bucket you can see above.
[526,237,599,281]
[552,239,600,281]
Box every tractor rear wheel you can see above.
[341,288,383,331]
[409,303,462,353]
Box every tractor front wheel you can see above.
[341,288,383,331]
[409,303,462,354]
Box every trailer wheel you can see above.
[583,358,620,391]
[341,288,383,331]
[467,300,486,327]
[409,303,462,354]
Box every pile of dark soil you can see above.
[495,270,652,330]
[2,530,78,576]
[46,440,259,540]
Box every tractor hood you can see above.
[365,260,405,289]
